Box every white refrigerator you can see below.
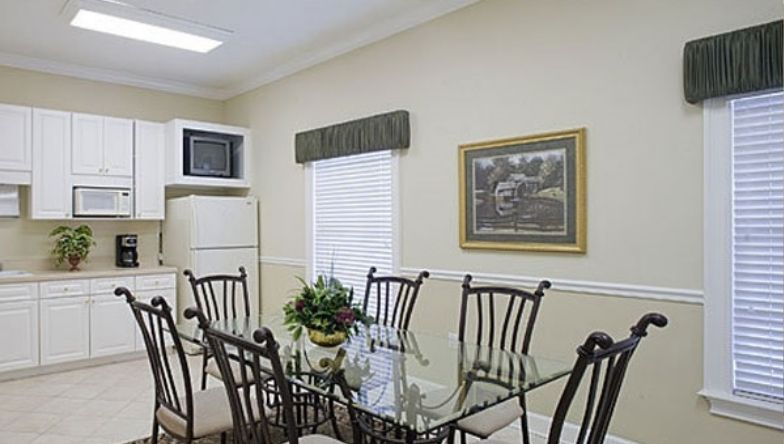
[163,195,259,322]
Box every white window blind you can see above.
[312,150,394,304]
[730,91,784,402]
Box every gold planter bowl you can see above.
[307,329,347,347]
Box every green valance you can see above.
[295,110,410,163]
[683,20,782,104]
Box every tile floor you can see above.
[0,356,528,444]
[0,356,203,444]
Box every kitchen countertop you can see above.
[0,265,179,284]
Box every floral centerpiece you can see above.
[283,274,369,347]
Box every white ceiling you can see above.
[0,0,478,100]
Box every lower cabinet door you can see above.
[90,294,136,357]
[40,296,90,365]
[134,289,177,351]
[0,300,39,371]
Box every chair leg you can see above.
[220,431,227,444]
[460,429,467,444]
[520,395,531,444]
[328,398,343,441]
[151,415,160,444]
[447,426,455,444]
[200,347,210,390]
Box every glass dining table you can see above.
[175,314,571,436]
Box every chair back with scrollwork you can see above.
[458,274,550,355]
[184,266,250,321]
[115,287,196,441]
[185,306,294,444]
[363,267,429,330]
[548,313,668,444]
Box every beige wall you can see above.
[225,0,783,442]
[0,65,224,268]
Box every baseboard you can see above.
[0,351,146,383]
[518,411,638,444]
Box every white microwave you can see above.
[73,187,131,218]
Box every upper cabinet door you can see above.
[0,104,32,173]
[134,120,165,219]
[103,117,133,177]
[32,108,72,219]
[72,113,104,176]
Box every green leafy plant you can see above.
[49,225,95,269]
[283,274,369,341]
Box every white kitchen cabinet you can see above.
[103,117,134,177]
[134,120,165,219]
[72,113,132,178]
[0,301,39,371]
[31,108,72,219]
[0,103,32,184]
[90,294,136,357]
[0,283,39,372]
[71,113,104,175]
[40,296,90,365]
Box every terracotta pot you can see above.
[67,256,82,271]
[307,329,347,347]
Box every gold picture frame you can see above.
[459,128,586,253]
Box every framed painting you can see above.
[459,128,586,253]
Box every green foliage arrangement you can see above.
[283,274,369,341]
[49,225,95,269]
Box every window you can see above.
[703,90,783,429]
[729,92,783,403]
[308,150,398,303]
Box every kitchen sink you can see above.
[0,270,33,278]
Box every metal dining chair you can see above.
[333,366,452,444]
[454,274,551,444]
[114,287,231,444]
[184,306,343,444]
[482,313,668,444]
[362,266,430,330]
[184,266,251,389]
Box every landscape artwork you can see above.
[459,128,586,252]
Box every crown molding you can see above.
[225,0,479,98]
[0,0,479,101]
[0,51,230,100]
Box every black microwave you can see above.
[184,135,232,177]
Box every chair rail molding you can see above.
[256,257,703,304]
[259,256,307,268]
[400,266,704,305]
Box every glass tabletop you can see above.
[176,315,571,433]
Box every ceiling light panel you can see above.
[63,0,231,53]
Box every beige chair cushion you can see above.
[205,355,270,383]
[206,356,248,382]
[457,398,523,438]
[156,387,233,439]
[298,434,345,444]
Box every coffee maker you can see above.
[116,234,139,268]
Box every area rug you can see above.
[124,407,355,443]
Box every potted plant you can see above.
[283,274,369,347]
[49,225,95,271]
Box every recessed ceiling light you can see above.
[63,0,231,54]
